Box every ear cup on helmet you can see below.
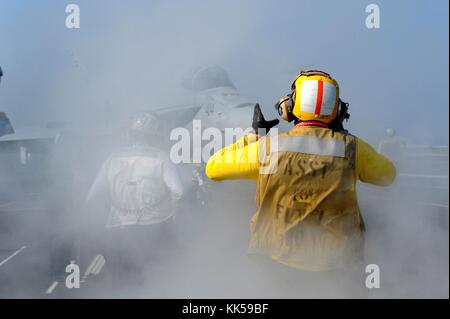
[280,103,293,122]
[289,92,295,113]
[275,95,296,122]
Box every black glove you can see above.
[252,103,279,135]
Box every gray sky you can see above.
[0,0,448,145]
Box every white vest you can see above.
[105,146,172,228]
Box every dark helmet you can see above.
[181,64,235,92]
[128,111,161,145]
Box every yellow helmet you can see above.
[291,70,340,124]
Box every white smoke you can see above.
[0,0,448,298]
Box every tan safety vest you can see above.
[250,127,365,271]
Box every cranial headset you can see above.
[274,70,350,126]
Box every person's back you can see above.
[251,125,394,270]
[87,112,184,228]
[206,70,396,272]
[105,145,177,227]
[85,112,184,289]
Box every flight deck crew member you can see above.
[86,111,184,287]
[205,70,396,293]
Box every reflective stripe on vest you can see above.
[276,135,346,158]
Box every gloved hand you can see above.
[252,103,279,135]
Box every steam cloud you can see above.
[0,0,448,298]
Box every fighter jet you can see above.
[154,65,256,140]
[151,65,262,205]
